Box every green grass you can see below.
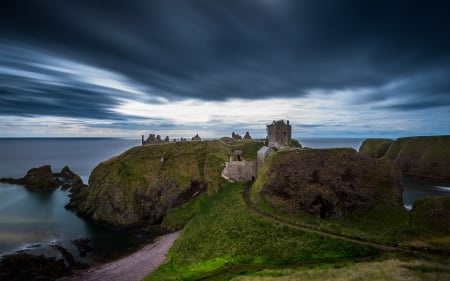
[358,138,393,158]
[145,183,378,281]
[69,140,264,228]
[250,186,410,245]
[228,255,450,281]
[250,182,450,252]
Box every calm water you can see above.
[0,137,448,262]
[299,137,364,150]
[0,138,163,264]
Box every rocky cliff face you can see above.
[67,140,263,228]
[256,149,403,218]
[359,136,450,180]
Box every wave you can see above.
[433,186,450,192]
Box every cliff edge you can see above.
[359,136,450,180]
[67,140,263,228]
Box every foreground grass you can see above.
[229,256,450,281]
[250,182,450,252]
[145,183,378,281]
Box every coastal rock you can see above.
[67,140,263,228]
[56,166,88,194]
[360,136,450,180]
[71,237,93,257]
[1,165,87,192]
[20,165,61,190]
[257,148,403,218]
[0,252,70,281]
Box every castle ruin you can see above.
[267,120,291,148]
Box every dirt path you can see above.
[59,231,180,281]
[243,183,429,255]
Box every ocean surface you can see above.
[0,137,449,262]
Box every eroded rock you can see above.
[259,148,403,218]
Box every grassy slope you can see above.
[251,150,450,250]
[229,257,450,281]
[145,183,378,281]
[70,140,264,228]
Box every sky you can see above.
[0,0,449,139]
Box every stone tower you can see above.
[267,120,292,147]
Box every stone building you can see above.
[267,120,292,148]
[192,134,202,141]
[257,146,274,175]
[243,132,252,140]
[232,132,242,140]
[142,134,170,145]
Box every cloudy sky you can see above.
[0,0,449,138]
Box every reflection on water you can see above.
[0,182,162,265]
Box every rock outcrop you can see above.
[56,166,87,194]
[67,140,264,229]
[359,136,450,180]
[0,165,86,192]
[256,148,403,218]
[0,165,61,190]
[0,252,71,281]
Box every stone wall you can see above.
[221,160,256,182]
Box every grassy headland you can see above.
[359,135,450,180]
[68,140,264,228]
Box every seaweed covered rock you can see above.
[256,149,403,218]
[359,138,394,159]
[67,140,263,228]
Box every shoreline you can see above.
[58,231,180,281]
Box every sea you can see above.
[0,137,449,263]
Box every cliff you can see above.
[255,148,403,218]
[359,136,450,180]
[359,139,394,159]
[67,140,263,228]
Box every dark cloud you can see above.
[1,0,449,104]
[0,0,449,139]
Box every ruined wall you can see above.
[221,161,256,182]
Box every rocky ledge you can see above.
[0,165,86,193]
[256,148,403,218]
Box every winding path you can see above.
[243,183,437,256]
